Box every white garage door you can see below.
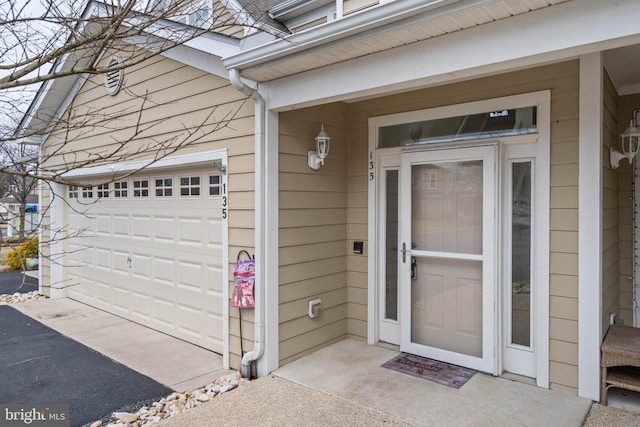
[64,167,224,353]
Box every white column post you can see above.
[578,52,603,400]
[48,182,66,299]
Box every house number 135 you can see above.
[222,183,227,219]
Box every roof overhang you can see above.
[223,0,489,76]
[228,0,640,110]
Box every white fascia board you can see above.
[62,149,227,178]
[263,0,640,111]
[16,136,45,146]
[183,34,240,58]
[223,0,484,69]
[161,44,229,79]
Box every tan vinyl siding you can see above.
[278,103,349,365]
[343,0,379,15]
[291,17,328,33]
[39,48,255,370]
[617,93,640,326]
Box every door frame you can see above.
[367,91,550,387]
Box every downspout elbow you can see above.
[230,68,264,106]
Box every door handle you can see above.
[402,242,412,263]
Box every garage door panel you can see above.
[132,216,151,239]
[96,214,111,235]
[153,297,175,327]
[177,260,206,289]
[81,246,94,265]
[64,167,224,353]
[154,257,176,284]
[94,280,111,306]
[113,215,129,236]
[113,250,130,274]
[96,248,111,270]
[178,217,206,245]
[154,216,175,241]
[131,253,151,278]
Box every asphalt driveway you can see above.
[0,270,38,294]
[0,305,172,427]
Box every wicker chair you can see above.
[600,324,640,405]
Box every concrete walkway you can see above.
[274,339,592,427]
[161,339,593,427]
[14,298,229,391]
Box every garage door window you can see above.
[209,175,221,196]
[155,178,173,197]
[133,180,149,197]
[180,176,200,196]
[97,183,109,198]
[69,186,79,199]
[114,181,128,198]
[82,187,93,199]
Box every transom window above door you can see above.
[378,106,537,148]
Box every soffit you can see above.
[236,0,569,82]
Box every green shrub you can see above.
[6,237,38,271]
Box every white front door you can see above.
[399,145,497,374]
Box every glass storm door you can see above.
[399,145,497,374]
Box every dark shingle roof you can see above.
[235,0,291,34]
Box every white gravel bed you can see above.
[583,403,640,426]
[0,290,46,305]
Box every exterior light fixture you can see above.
[611,119,640,169]
[308,125,331,170]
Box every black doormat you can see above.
[382,353,476,389]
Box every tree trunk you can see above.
[18,201,25,240]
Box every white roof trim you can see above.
[263,0,640,110]
[223,0,487,70]
[62,150,227,178]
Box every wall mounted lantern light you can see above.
[308,125,331,170]
[611,113,640,169]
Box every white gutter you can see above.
[223,0,491,71]
[229,68,266,378]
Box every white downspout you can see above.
[229,68,266,378]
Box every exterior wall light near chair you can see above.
[611,118,640,169]
[308,125,331,170]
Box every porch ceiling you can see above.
[233,0,569,82]
[604,44,640,96]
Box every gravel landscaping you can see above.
[583,403,640,426]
